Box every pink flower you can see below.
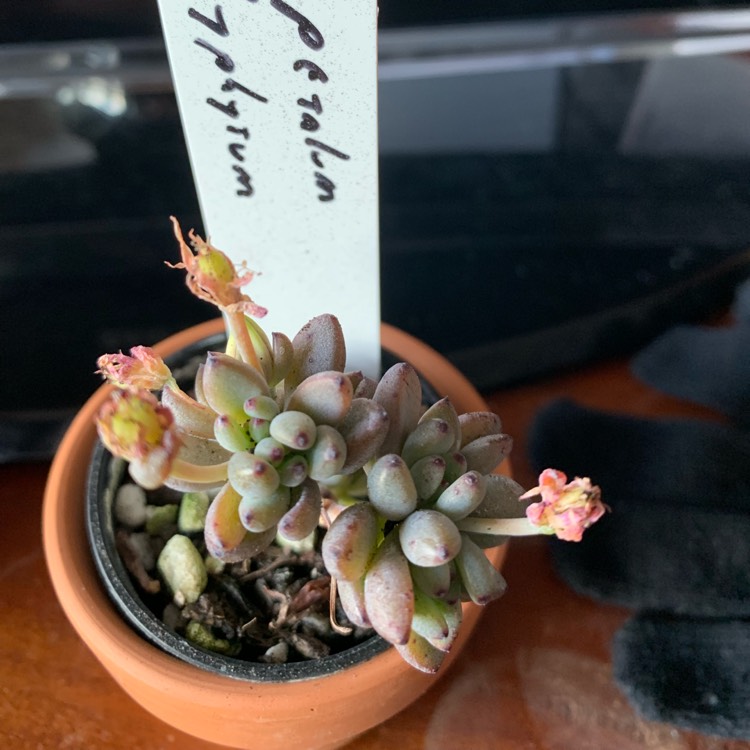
[520,469,606,542]
[96,389,181,489]
[167,217,267,318]
[96,346,172,391]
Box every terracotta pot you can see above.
[43,319,509,750]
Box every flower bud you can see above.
[168,218,266,317]
[96,389,181,490]
[520,469,606,542]
[96,346,172,391]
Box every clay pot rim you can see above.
[43,319,508,696]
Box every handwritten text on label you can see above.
[188,4,269,198]
[186,1,351,203]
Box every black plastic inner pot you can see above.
[86,333,438,682]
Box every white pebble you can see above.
[261,641,289,664]
[157,534,208,605]
[114,484,148,527]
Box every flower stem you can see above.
[455,517,542,537]
[225,309,262,372]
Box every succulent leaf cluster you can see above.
[321,368,521,672]
[95,220,606,673]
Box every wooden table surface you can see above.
[2,354,746,750]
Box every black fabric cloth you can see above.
[631,324,750,428]
[733,278,750,322]
[613,614,750,739]
[532,402,750,616]
[527,277,750,739]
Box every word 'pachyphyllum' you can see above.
[95,218,605,673]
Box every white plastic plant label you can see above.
[156,1,381,376]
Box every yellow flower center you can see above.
[555,487,588,511]
[111,397,165,450]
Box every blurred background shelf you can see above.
[2,2,750,459]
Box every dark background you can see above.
[3,1,750,40]
[2,1,750,458]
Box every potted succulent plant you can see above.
[43,218,606,750]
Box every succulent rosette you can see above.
[95,219,606,673]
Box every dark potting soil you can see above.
[116,484,373,665]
